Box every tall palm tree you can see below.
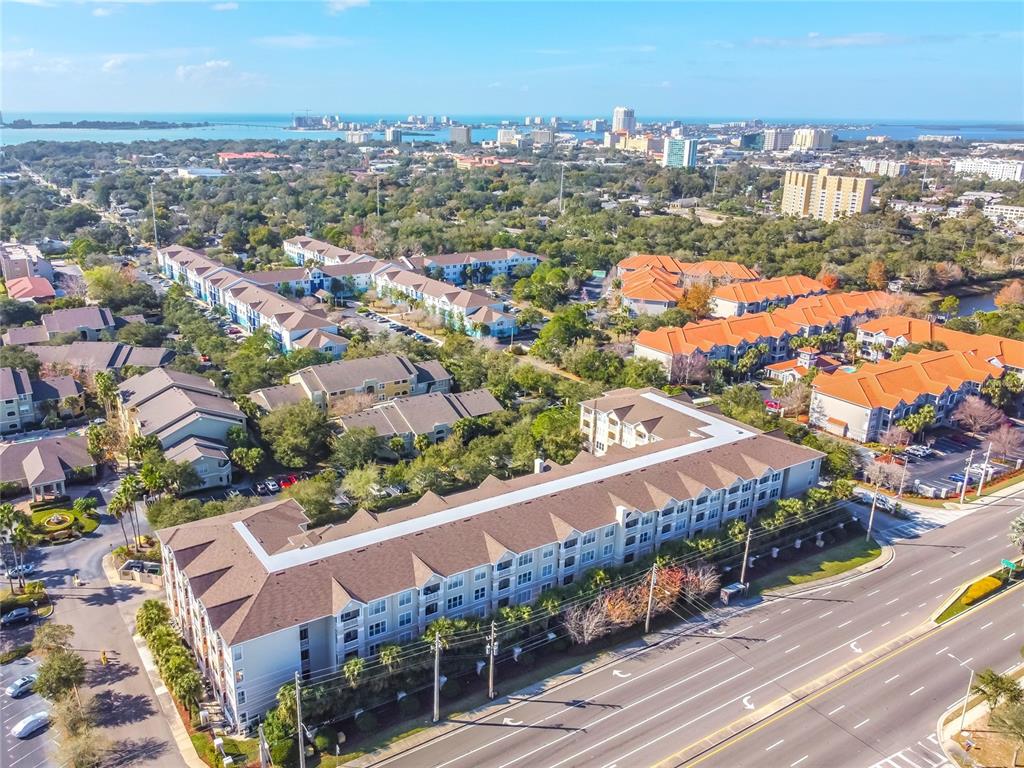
[94,371,118,420]
[0,503,20,593]
[140,461,169,500]
[10,522,34,593]
[106,492,132,550]
[118,475,144,547]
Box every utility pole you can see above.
[486,621,497,700]
[866,484,880,543]
[976,443,993,498]
[897,456,909,498]
[376,177,381,218]
[960,449,974,505]
[257,723,269,768]
[738,528,753,589]
[150,182,160,251]
[712,164,719,196]
[294,672,306,768]
[644,563,658,633]
[558,163,565,214]
[432,633,442,723]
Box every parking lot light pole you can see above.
[975,443,993,498]
[948,653,976,733]
[959,449,974,505]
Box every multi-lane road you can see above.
[374,495,1023,768]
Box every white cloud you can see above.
[211,2,238,9]
[326,0,368,13]
[0,48,71,73]
[102,56,125,73]
[92,7,113,16]
[175,59,231,82]
[252,34,351,49]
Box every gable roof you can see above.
[858,315,1024,371]
[7,276,55,301]
[338,389,503,438]
[712,275,827,305]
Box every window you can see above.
[625,518,639,529]
[541,563,554,578]
[447,575,464,591]
[661,523,672,534]
[447,595,464,611]
[343,629,358,643]
[232,647,242,662]
[604,526,616,538]
[562,575,575,586]
[625,535,636,546]
[517,571,533,586]
[398,612,412,628]
[563,538,578,549]
[639,531,651,544]
[474,569,488,582]
[423,583,441,595]
[695,512,705,523]
[368,621,386,638]
[543,547,554,559]
[517,553,533,567]
[369,599,387,616]
[697,495,709,505]
[300,649,309,662]
[399,591,413,607]
[563,555,575,567]
[474,587,487,602]
[236,670,245,683]
[237,691,246,705]
[603,543,614,556]
[425,602,438,615]
[582,531,597,545]
[581,550,595,564]
[496,560,512,572]
[299,627,308,641]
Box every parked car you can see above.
[227,327,242,335]
[948,472,966,483]
[0,607,32,627]
[5,563,36,579]
[5,674,37,698]
[279,475,299,489]
[255,482,269,496]
[264,479,280,493]
[905,445,932,458]
[10,711,49,739]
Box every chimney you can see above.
[534,457,549,474]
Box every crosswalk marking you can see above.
[865,738,952,768]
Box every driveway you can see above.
[1,656,55,768]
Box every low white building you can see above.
[952,158,1024,182]
[158,388,823,731]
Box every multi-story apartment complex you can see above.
[117,369,245,489]
[417,248,543,285]
[612,106,636,134]
[158,387,823,731]
[450,126,473,145]
[810,349,1002,443]
[856,315,1024,373]
[634,290,889,381]
[791,128,833,150]
[0,435,96,502]
[283,236,371,267]
[952,158,1024,182]
[1,306,119,346]
[0,367,84,434]
[710,274,827,317]
[373,266,517,337]
[616,256,758,284]
[531,128,555,146]
[762,128,795,151]
[0,242,54,283]
[661,138,698,168]
[616,257,758,316]
[981,204,1024,227]
[781,169,873,222]
[248,354,453,412]
[858,159,909,177]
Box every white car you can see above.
[11,711,49,738]
[265,479,281,493]
[5,674,37,698]
[5,563,36,579]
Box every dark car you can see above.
[0,607,32,627]
[948,472,966,483]
[255,482,269,496]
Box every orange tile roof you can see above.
[712,274,826,305]
[857,315,1024,371]
[618,255,757,281]
[6,276,55,300]
[620,266,685,304]
[812,349,1001,410]
[618,254,686,274]
[634,291,887,357]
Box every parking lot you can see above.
[1,656,54,768]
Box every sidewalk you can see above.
[936,662,1024,767]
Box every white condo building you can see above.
[158,388,823,731]
[612,106,636,134]
[952,158,1024,182]
[662,138,698,168]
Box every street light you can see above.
[947,652,976,733]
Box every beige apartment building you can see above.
[781,168,873,222]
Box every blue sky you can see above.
[2,1,1022,121]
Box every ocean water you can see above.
[1,112,1022,146]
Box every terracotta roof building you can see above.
[809,349,1002,442]
[856,315,1024,372]
[6,276,56,303]
[157,388,823,730]
[710,274,828,317]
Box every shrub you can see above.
[354,711,378,733]
[0,644,31,665]
[963,575,1003,605]
[313,727,338,753]
[269,738,298,768]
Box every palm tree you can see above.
[10,522,34,593]
[106,492,132,550]
[118,475,144,546]
[94,371,118,420]
[0,503,20,593]
[140,461,169,500]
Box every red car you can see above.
[279,475,299,488]
[227,327,242,335]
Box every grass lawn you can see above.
[935,572,1017,624]
[191,732,261,768]
[750,537,882,595]
[30,508,100,541]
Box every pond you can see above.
[957,291,997,316]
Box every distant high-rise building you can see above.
[738,132,764,151]
[953,158,1024,182]
[497,128,519,147]
[661,138,698,168]
[584,118,609,132]
[781,168,873,221]
[612,106,636,134]
[919,134,962,143]
[859,158,908,177]
[449,126,473,145]
[346,130,371,144]
[531,128,555,146]
[549,116,560,127]
[762,128,795,151]
[524,116,532,125]
[533,116,543,125]
[384,127,403,145]
[792,128,834,151]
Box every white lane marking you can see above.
[935,646,949,655]
[884,674,900,685]
[909,686,925,696]
[885,598,899,605]
[780,608,791,615]
[910,569,923,576]
[1004,633,1017,641]
[785,645,800,654]
[918,602,927,608]
[556,630,875,768]
[928,577,942,585]
[791,757,808,767]
[980,621,993,630]
[969,558,981,565]
[801,600,812,605]
[867,589,881,596]
[766,739,784,751]
[818,611,833,618]
[766,634,783,644]
[854,718,870,729]
[837,619,852,629]
[759,618,770,624]
[950,551,961,558]
[986,534,998,541]
[881,621,891,627]
[827,704,845,716]
[901,612,909,617]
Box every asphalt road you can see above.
[376,495,1023,768]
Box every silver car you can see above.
[5,674,36,698]
[11,710,49,738]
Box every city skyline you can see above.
[2,1,1022,121]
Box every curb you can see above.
[759,543,895,600]
[930,556,1024,624]
[934,662,1024,767]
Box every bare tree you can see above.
[865,461,902,491]
[953,395,1003,434]
[563,599,612,645]
[328,392,376,419]
[777,381,811,416]
[905,263,935,292]
[878,425,911,450]
[995,280,1024,308]
[680,562,720,602]
[988,423,1024,459]
[59,273,88,298]
[670,351,711,386]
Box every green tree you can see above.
[32,623,76,657]
[282,471,338,523]
[231,446,264,474]
[259,400,332,468]
[341,465,380,503]
[0,345,42,378]
[414,433,432,453]
[972,669,1023,710]
[34,649,87,701]
[898,404,936,437]
[93,371,119,419]
[331,427,381,469]
[530,408,581,464]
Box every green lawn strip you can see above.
[191,732,261,767]
[750,537,882,595]
[1,587,52,618]
[935,571,1020,624]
